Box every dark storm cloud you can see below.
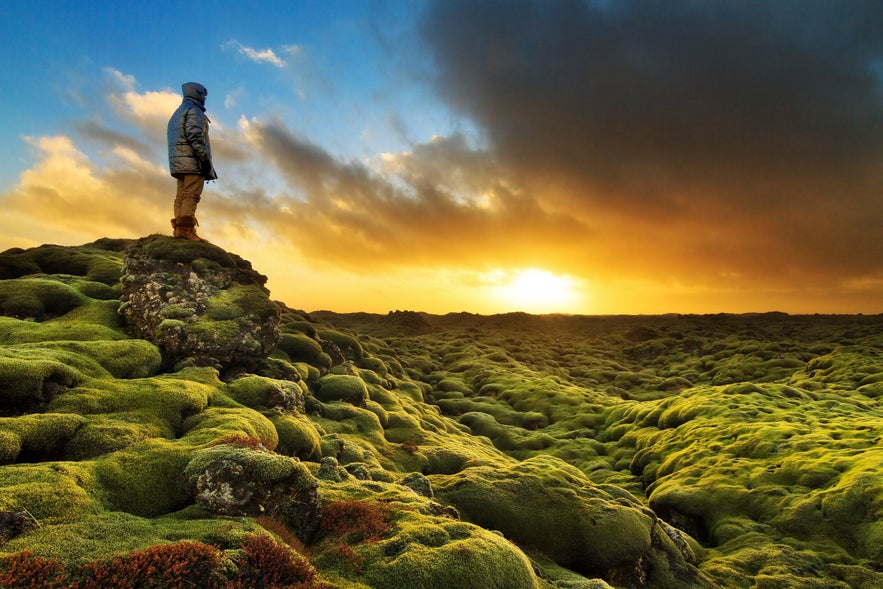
[421,0,883,282]
[244,120,588,270]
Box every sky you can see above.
[1,0,882,315]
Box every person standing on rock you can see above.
[167,82,217,241]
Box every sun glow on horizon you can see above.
[490,268,585,314]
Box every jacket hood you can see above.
[181,82,208,108]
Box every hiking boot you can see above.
[175,215,208,242]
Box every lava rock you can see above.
[0,511,33,543]
[185,444,321,542]
[118,235,280,371]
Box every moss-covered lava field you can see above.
[0,238,880,588]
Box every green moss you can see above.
[277,332,330,366]
[0,242,126,285]
[139,234,240,268]
[183,445,317,517]
[226,374,305,412]
[50,376,214,437]
[181,406,279,449]
[294,361,320,382]
[316,402,388,452]
[0,430,21,463]
[0,316,125,345]
[434,455,654,575]
[316,374,370,406]
[265,411,322,460]
[310,480,540,589]
[359,356,388,378]
[204,284,279,322]
[39,339,162,379]
[65,416,163,460]
[0,510,259,566]
[318,328,364,361]
[362,525,540,589]
[94,440,191,517]
[394,380,425,403]
[0,354,82,412]
[279,316,318,336]
[186,444,296,484]
[0,462,99,524]
[1,251,882,589]
[0,278,86,320]
[0,413,84,461]
[69,279,119,301]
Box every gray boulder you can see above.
[118,235,280,371]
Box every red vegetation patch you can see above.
[316,500,394,573]
[209,433,269,451]
[256,515,310,555]
[0,551,68,589]
[0,536,323,589]
[229,533,319,589]
[71,540,224,589]
[320,500,392,543]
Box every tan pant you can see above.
[174,175,205,217]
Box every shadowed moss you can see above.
[278,332,327,365]
[0,278,87,321]
[0,242,125,284]
[0,353,82,414]
[0,413,84,462]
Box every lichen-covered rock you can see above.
[118,235,280,371]
[0,511,33,543]
[401,472,434,498]
[317,456,352,482]
[184,444,320,541]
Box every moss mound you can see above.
[434,455,654,575]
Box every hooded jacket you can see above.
[167,82,218,179]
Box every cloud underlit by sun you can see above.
[489,268,584,314]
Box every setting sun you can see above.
[491,268,583,314]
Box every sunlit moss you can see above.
[316,374,370,406]
[181,406,279,449]
[0,461,99,524]
[94,439,192,517]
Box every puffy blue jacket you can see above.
[167,82,218,179]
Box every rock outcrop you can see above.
[118,235,280,371]
[185,443,321,542]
